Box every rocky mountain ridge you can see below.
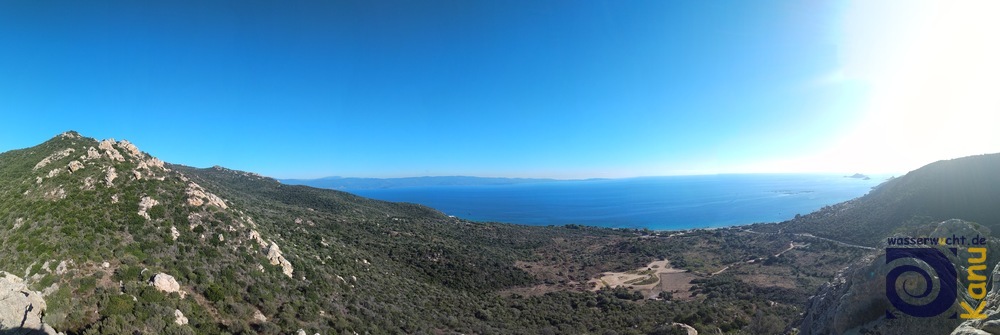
[4,131,690,334]
[0,132,320,334]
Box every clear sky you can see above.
[1,0,997,179]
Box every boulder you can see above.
[252,309,267,323]
[174,309,188,326]
[150,273,185,298]
[66,160,84,173]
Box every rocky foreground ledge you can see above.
[0,271,59,335]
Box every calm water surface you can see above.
[348,174,887,230]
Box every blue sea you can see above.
[347,174,888,230]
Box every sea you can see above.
[345,174,889,231]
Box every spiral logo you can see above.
[885,247,958,318]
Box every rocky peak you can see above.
[0,131,316,333]
[97,138,125,162]
[0,132,293,334]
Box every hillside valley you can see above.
[2,132,1000,334]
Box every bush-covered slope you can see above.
[5,132,807,334]
[15,131,981,334]
[775,153,1000,246]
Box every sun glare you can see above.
[818,0,1000,174]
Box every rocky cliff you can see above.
[799,219,999,334]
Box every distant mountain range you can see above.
[279,175,573,190]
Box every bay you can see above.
[344,174,888,230]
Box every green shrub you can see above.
[205,284,225,302]
[149,205,166,220]
[102,295,135,316]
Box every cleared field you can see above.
[589,259,697,299]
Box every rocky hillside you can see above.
[6,131,999,334]
[4,132,772,334]
[796,219,1000,334]
[774,153,1000,246]
[0,132,317,334]
[0,131,559,334]
[771,153,1000,334]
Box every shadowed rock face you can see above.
[800,219,999,335]
[953,257,1000,334]
[0,272,57,335]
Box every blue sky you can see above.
[1,1,998,178]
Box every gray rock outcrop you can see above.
[98,139,125,162]
[0,271,58,335]
[66,160,83,173]
[800,219,990,334]
[138,196,159,220]
[952,256,1000,334]
[252,309,267,323]
[150,273,185,298]
[104,167,117,186]
[85,147,100,160]
[173,309,188,326]
[34,148,75,170]
[249,230,266,248]
[185,183,228,209]
[117,140,141,158]
[266,242,294,278]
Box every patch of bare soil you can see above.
[588,259,696,299]
[659,271,698,300]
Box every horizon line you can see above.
[272,171,901,182]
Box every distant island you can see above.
[845,173,870,180]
